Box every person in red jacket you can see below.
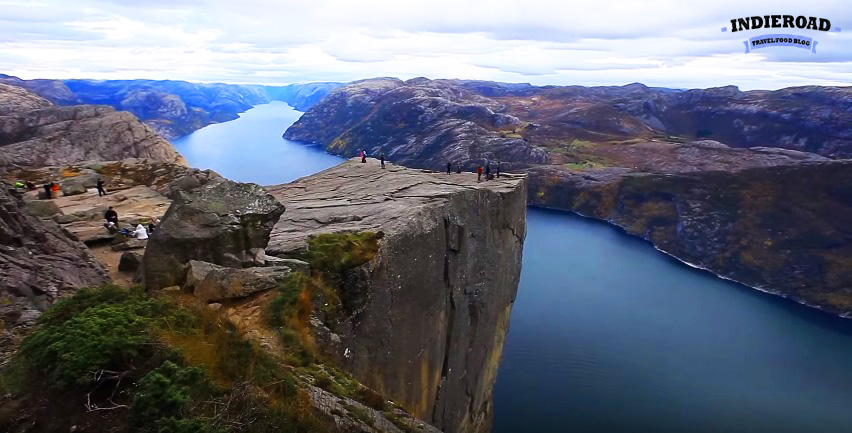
[477,165,483,182]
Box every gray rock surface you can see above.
[183,260,291,302]
[25,199,63,218]
[0,182,109,329]
[0,84,185,170]
[267,159,527,433]
[143,178,286,290]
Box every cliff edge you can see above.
[267,159,528,433]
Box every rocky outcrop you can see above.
[0,182,109,329]
[183,260,292,302]
[142,178,285,290]
[0,84,185,170]
[267,159,527,433]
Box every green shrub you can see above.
[130,361,207,427]
[20,300,155,387]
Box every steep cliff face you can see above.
[529,156,852,315]
[267,159,527,433]
[0,182,109,330]
[0,84,185,169]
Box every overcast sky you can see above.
[1,0,849,90]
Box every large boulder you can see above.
[183,260,291,302]
[118,251,142,273]
[60,180,87,196]
[142,178,285,290]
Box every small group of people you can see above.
[103,206,158,240]
[445,161,501,182]
[360,149,387,169]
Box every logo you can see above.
[721,15,842,54]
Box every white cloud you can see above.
[0,0,850,89]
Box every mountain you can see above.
[284,77,852,316]
[0,83,185,170]
[256,82,343,111]
[0,75,342,139]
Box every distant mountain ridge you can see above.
[0,74,341,139]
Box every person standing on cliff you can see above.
[96,178,107,197]
[42,183,51,199]
[447,162,452,175]
[360,149,366,163]
[477,165,483,182]
[485,163,491,180]
[496,161,501,178]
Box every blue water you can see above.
[174,103,852,433]
[172,102,342,185]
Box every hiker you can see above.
[25,181,36,190]
[43,183,51,199]
[134,223,149,240]
[148,217,159,234]
[14,181,25,190]
[496,161,501,178]
[477,165,483,182]
[485,164,491,180]
[104,206,118,226]
[96,178,107,197]
[380,153,386,169]
[447,162,452,175]
[360,149,366,163]
[456,165,462,174]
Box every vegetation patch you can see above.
[3,285,329,433]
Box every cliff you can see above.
[266,159,528,433]
[283,77,852,316]
[0,84,185,170]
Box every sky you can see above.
[0,0,850,90]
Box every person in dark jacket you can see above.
[496,161,501,178]
[485,164,491,180]
[447,162,452,175]
[43,183,51,199]
[380,154,386,169]
[96,178,107,197]
[104,206,118,225]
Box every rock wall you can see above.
[0,83,185,170]
[0,182,109,329]
[267,159,527,433]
